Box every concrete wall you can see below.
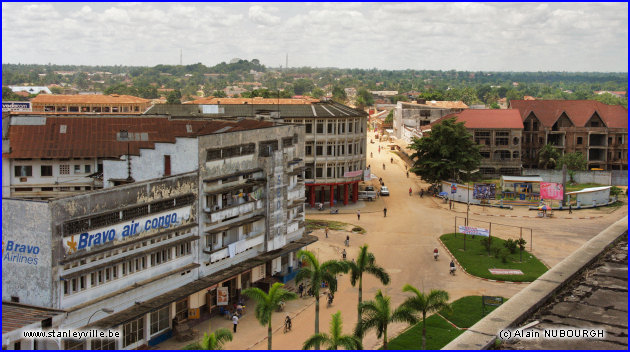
[2,198,53,307]
[523,169,627,186]
[574,189,611,207]
[103,138,198,187]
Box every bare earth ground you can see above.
[156,131,627,350]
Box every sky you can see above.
[1,2,628,72]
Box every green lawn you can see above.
[440,233,548,282]
[385,296,504,350]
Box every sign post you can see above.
[482,295,504,315]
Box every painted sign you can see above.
[488,269,524,275]
[62,205,192,256]
[2,101,32,112]
[451,184,457,193]
[540,182,564,200]
[3,240,41,265]
[344,170,363,178]
[473,183,496,199]
[217,287,229,306]
[458,225,490,237]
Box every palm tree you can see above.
[400,285,451,350]
[354,290,416,350]
[348,245,390,343]
[296,249,349,349]
[184,327,233,350]
[303,311,362,350]
[243,282,297,350]
[537,144,560,169]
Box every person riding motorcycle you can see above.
[433,248,439,260]
[284,315,292,332]
[449,260,456,275]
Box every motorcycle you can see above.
[327,293,334,307]
[330,208,339,214]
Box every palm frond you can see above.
[364,264,390,285]
[337,336,363,350]
[303,334,329,350]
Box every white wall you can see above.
[3,157,10,197]
[9,158,98,188]
[103,138,198,187]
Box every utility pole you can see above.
[459,168,479,251]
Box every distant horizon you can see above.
[2,3,627,72]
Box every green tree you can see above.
[293,79,315,95]
[400,285,451,350]
[384,110,394,124]
[356,88,374,108]
[166,90,182,104]
[537,144,560,169]
[354,290,416,349]
[418,89,445,101]
[242,283,297,350]
[296,249,349,349]
[409,118,481,184]
[332,86,347,103]
[556,152,587,183]
[303,311,362,350]
[184,328,233,350]
[213,90,227,98]
[311,87,325,99]
[348,245,390,343]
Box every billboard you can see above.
[540,182,564,200]
[473,183,496,199]
[2,101,32,112]
[458,226,490,237]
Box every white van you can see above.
[358,190,378,201]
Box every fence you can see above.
[454,216,533,252]
[523,169,627,186]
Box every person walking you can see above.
[383,207,387,217]
[568,203,573,214]
[298,282,304,297]
[420,189,424,198]
[345,235,350,247]
[409,187,412,196]
[357,210,360,221]
[232,313,239,333]
[342,249,347,260]
[325,226,329,238]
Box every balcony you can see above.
[205,199,263,223]
[205,231,265,263]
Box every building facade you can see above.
[425,109,524,177]
[2,121,313,350]
[30,94,151,113]
[510,100,628,170]
[393,100,468,141]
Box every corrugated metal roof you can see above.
[2,302,65,334]
[566,186,612,195]
[5,116,274,159]
[32,94,150,104]
[501,176,543,182]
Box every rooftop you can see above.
[2,302,65,335]
[185,97,319,105]
[509,100,628,129]
[4,115,274,159]
[431,109,524,129]
[401,100,469,109]
[31,94,151,105]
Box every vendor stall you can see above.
[500,176,542,201]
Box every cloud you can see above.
[248,5,280,26]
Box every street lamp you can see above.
[87,308,114,325]
[459,168,479,251]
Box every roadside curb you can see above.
[469,212,603,220]
[437,238,532,285]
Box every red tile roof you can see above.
[431,109,524,129]
[5,116,274,159]
[510,100,628,128]
[31,94,150,104]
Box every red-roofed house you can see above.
[425,109,524,177]
[510,100,628,170]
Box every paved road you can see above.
[157,131,627,350]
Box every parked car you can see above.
[380,186,390,196]
[358,190,378,201]
[364,186,375,192]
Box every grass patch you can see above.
[440,233,548,282]
[595,200,624,211]
[385,295,504,350]
[305,219,365,233]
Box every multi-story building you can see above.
[510,100,628,170]
[424,109,524,177]
[2,117,313,350]
[155,97,369,207]
[30,94,151,113]
[393,100,468,142]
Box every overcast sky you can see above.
[2,2,627,72]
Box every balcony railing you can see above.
[205,231,265,263]
[205,199,263,223]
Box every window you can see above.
[316,167,323,178]
[327,145,333,156]
[41,165,53,177]
[91,339,117,350]
[65,339,86,350]
[123,317,145,347]
[348,144,353,154]
[327,123,333,134]
[305,145,312,156]
[164,155,171,176]
[512,137,519,145]
[85,164,91,173]
[305,123,312,133]
[316,146,323,156]
[577,137,583,145]
[243,222,253,235]
[59,165,70,175]
[175,299,189,322]
[316,123,324,134]
[150,306,170,335]
[348,122,353,133]
[327,167,333,177]
[74,165,81,173]
[14,165,32,177]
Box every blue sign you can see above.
[451,184,457,194]
[3,240,40,265]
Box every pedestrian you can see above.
[232,314,239,333]
[383,207,387,217]
[569,203,572,214]
[420,189,424,198]
[409,187,412,196]
[342,249,347,260]
[345,235,350,247]
[357,210,360,221]
[325,226,329,238]
[298,283,304,297]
